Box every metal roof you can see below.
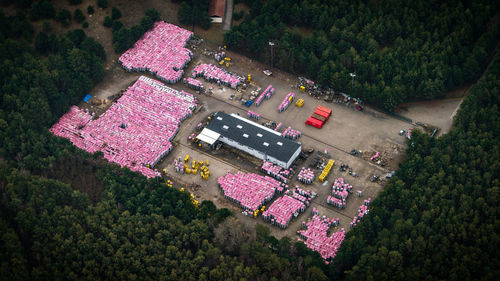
[206,112,301,163]
[196,128,220,145]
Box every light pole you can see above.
[269,41,275,68]
[350,72,356,94]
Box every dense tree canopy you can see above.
[225,0,499,110]
[333,55,500,280]
[177,0,211,30]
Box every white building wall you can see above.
[265,156,287,169]
[218,136,301,169]
[219,136,266,160]
[286,146,302,168]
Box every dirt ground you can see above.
[396,97,463,135]
[37,0,463,239]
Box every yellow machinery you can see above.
[225,57,231,61]
[219,60,225,65]
[205,160,210,166]
[296,98,304,107]
[300,86,306,92]
[254,209,259,218]
[225,62,230,68]
[247,74,251,82]
[318,159,335,182]
[200,166,210,180]
[184,155,189,163]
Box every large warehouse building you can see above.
[197,112,301,168]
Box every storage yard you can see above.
[53,21,439,261]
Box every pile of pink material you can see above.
[261,161,291,183]
[327,196,346,208]
[282,126,301,139]
[298,212,345,263]
[350,198,371,228]
[247,110,260,120]
[118,21,193,83]
[297,167,314,184]
[262,195,306,228]
[50,76,197,178]
[191,64,242,88]
[218,171,284,212]
[332,177,353,200]
[183,77,203,90]
[370,151,380,161]
[278,92,295,112]
[255,85,275,106]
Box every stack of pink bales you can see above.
[282,126,301,139]
[254,85,275,106]
[278,92,295,112]
[261,161,291,183]
[218,171,286,212]
[118,21,193,83]
[263,186,315,228]
[298,211,345,264]
[191,64,242,89]
[50,76,197,178]
[350,198,371,228]
[183,77,203,91]
[247,110,260,120]
[262,194,306,229]
[297,167,314,184]
[331,177,353,200]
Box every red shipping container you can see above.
[314,109,330,120]
[317,105,332,117]
[311,113,327,122]
[306,117,324,128]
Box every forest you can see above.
[224,0,499,110]
[0,1,498,280]
[332,56,500,279]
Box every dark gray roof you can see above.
[206,112,301,163]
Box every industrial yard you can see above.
[51,20,463,262]
[77,27,416,241]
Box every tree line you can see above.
[332,55,500,280]
[224,0,499,111]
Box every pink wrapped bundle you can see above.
[350,200,371,228]
[261,161,289,183]
[278,92,295,112]
[297,167,314,184]
[183,77,203,90]
[247,110,260,120]
[255,85,274,106]
[331,177,353,201]
[282,126,302,139]
[50,76,196,178]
